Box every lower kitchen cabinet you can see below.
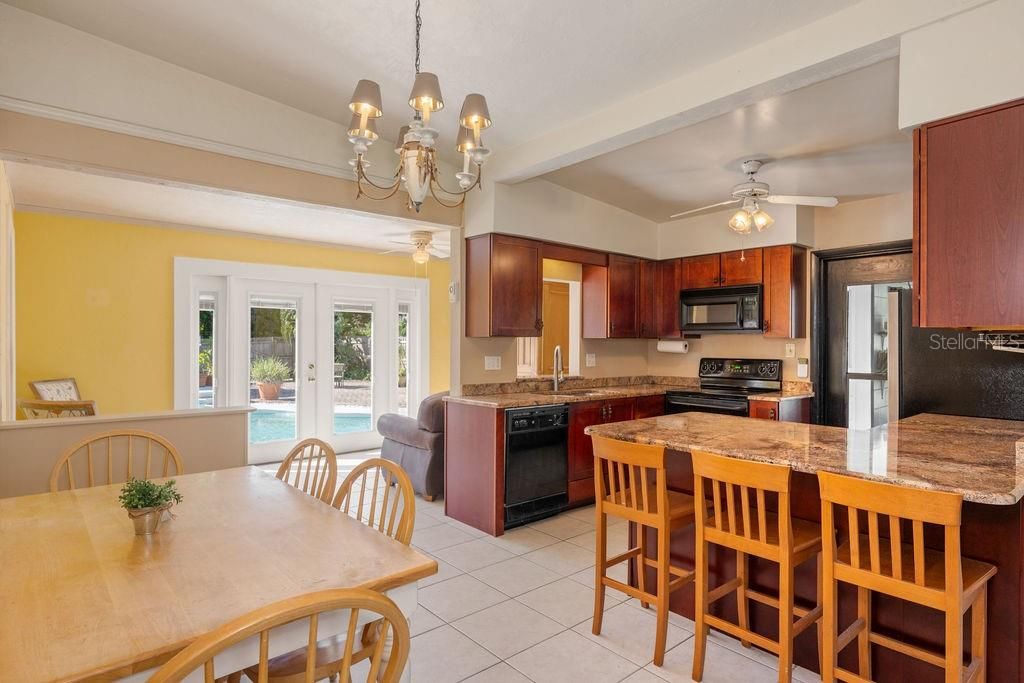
[634,394,665,419]
[568,397,636,504]
[749,398,810,423]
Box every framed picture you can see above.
[29,378,81,401]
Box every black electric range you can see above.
[665,358,783,416]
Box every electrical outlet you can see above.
[797,358,809,378]
[585,353,597,367]
[785,343,796,358]
[484,356,501,371]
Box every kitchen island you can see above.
[586,412,1024,682]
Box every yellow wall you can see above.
[14,211,450,414]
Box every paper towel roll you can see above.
[656,340,689,354]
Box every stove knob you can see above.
[700,362,710,374]
[758,363,769,376]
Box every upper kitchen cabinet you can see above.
[681,253,721,289]
[914,98,1024,328]
[762,245,806,338]
[465,233,543,337]
[638,259,659,339]
[720,248,763,286]
[654,258,682,338]
[583,254,640,338]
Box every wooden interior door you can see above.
[539,281,570,375]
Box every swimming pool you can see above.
[249,410,372,443]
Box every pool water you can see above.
[249,410,372,443]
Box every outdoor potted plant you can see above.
[198,348,213,387]
[118,478,183,535]
[251,356,290,400]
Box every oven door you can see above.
[665,394,749,416]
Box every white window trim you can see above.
[173,257,430,418]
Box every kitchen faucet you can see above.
[553,345,564,391]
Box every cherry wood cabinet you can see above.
[762,245,807,338]
[654,258,682,337]
[748,398,810,423]
[719,248,763,285]
[634,394,666,419]
[465,233,543,337]
[568,397,636,503]
[638,259,658,339]
[681,253,721,289]
[914,97,1024,328]
[583,255,641,338]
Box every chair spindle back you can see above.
[49,429,184,492]
[332,458,416,545]
[275,438,337,503]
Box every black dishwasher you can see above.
[504,405,569,529]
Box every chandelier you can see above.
[346,0,492,212]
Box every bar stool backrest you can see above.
[817,471,963,606]
[691,450,793,562]
[592,435,667,527]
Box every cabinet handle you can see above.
[720,276,726,285]
[536,319,544,331]
[764,318,770,333]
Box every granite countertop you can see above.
[585,412,1024,505]
[444,382,814,409]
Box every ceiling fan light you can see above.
[728,209,752,234]
[408,72,444,113]
[751,208,774,231]
[459,94,492,130]
[348,79,383,118]
[412,248,430,265]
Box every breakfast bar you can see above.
[586,411,1024,682]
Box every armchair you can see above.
[377,391,447,500]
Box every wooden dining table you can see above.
[0,467,437,682]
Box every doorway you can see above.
[812,241,912,427]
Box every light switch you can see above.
[484,356,501,371]
[785,343,796,358]
[585,353,596,367]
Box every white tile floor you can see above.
[259,453,820,682]
[411,497,823,683]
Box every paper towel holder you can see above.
[656,340,689,354]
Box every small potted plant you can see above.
[119,478,183,535]
[198,348,213,387]
[251,356,290,400]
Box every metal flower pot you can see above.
[128,504,171,535]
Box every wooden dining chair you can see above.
[19,398,97,419]
[818,471,995,683]
[332,458,416,546]
[275,438,338,503]
[691,450,822,683]
[149,588,410,683]
[49,429,184,492]
[591,435,700,667]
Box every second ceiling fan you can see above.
[669,159,838,234]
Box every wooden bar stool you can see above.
[691,450,823,683]
[591,435,700,667]
[817,472,995,683]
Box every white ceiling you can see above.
[4,162,452,257]
[3,0,860,155]
[543,59,912,221]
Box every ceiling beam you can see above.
[489,0,995,184]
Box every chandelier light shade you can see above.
[348,79,384,118]
[412,247,431,265]
[347,0,492,212]
[459,94,492,131]
[348,113,379,142]
[408,72,444,114]
[728,208,753,234]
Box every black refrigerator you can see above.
[889,288,1024,421]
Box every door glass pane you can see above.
[333,302,374,434]
[197,294,215,408]
[848,378,889,429]
[397,302,410,416]
[249,297,297,443]
[846,284,891,374]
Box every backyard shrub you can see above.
[251,356,291,384]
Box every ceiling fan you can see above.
[668,160,838,234]
[380,230,446,264]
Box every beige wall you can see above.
[812,192,911,251]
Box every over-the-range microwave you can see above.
[679,284,763,333]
